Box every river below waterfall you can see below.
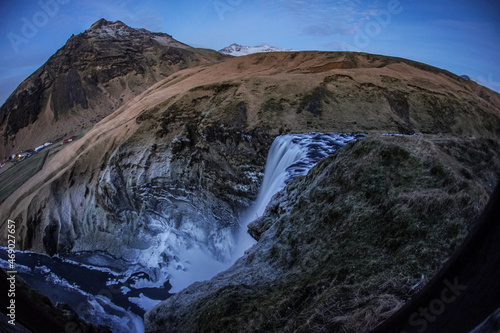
[0,249,170,332]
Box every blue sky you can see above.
[0,0,499,105]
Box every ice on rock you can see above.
[128,293,163,312]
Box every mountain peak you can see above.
[83,19,188,48]
[0,19,223,159]
[218,43,297,56]
[85,18,136,39]
[88,18,126,31]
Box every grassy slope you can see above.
[0,150,49,204]
[0,51,499,331]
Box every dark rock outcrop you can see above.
[0,19,225,159]
[145,136,500,332]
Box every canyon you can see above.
[0,19,499,332]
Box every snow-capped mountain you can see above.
[218,43,297,56]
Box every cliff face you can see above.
[145,135,500,332]
[18,117,271,263]
[3,50,499,260]
[0,19,225,159]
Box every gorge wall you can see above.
[145,134,500,332]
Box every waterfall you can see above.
[232,132,363,261]
[8,133,363,331]
[144,132,362,292]
[250,136,307,218]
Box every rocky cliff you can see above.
[3,50,499,258]
[0,21,500,332]
[0,19,225,159]
[145,135,500,332]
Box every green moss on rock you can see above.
[145,135,499,333]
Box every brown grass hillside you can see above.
[1,50,499,255]
[0,50,498,333]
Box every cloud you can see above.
[303,22,355,36]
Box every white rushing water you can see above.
[232,132,363,261]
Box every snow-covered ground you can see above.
[218,43,298,56]
[0,248,167,333]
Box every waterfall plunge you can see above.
[232,132,362,261]
[160,132,362,292]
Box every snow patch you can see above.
[121,286,131,295]
[128,293,162,312]
[0,259,31,274]
[86,296,144,333]
[219,43,298,56]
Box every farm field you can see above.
[0,150,50,204]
